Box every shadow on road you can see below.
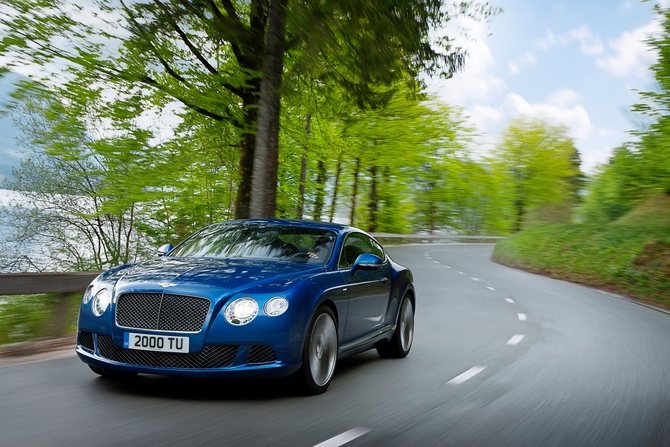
[90,351,383,401]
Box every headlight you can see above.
[264,296,289,316]
[92,288,112,316]
[225,298,259,325]
[82,286,93,304]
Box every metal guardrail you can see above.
[0,272,100,339]
[0,272,100,296]
[371,233,507,241]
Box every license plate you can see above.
[124,332,189,353]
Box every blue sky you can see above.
[428,0,664,173]
[0,0,665,180]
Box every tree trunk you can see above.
[249,0,287,218]
[234,96,259,219]
[329,158,342,222]
[350,158,360,226]
[297,113,311,218]
[313,160,327,221]
[368,166,378,232]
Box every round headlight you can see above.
[225,298,259,325]
[82,286,93,304]
[264,296,289,316]
[92,288,111,316]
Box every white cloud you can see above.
[596,20,661,78]
[547,88,583,107]
[509,52,537,76]
[534,26,604,55]
[427,17,506,105]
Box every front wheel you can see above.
[296,305,338,395]
[377,294,414,358]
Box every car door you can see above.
[339,233,391,344]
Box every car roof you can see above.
[217,218,357,235]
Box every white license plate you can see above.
[123,332,190,353]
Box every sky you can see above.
[0,0,665,180]
[428,0,666,173]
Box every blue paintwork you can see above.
[76,218,414,379]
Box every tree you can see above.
[1,86,150,271]
[492,118,582,232]
[0,0,499,218]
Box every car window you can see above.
[169,224,337,265]
[338,233,385,269]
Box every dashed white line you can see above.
[505,298,515,304]
[471,277,480,281]
[433,260,441,264]
[486,286,495,291]
[447,366,486,385]
[444,266,451,269]
[458,271,465,274]
[507,334,525,345]
[518,313,527,321]
[313,428,372,447]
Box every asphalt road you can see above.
[2,244,670,447]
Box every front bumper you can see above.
[76,331,302,378]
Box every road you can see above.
[2,244,670,446]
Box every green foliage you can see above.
[0,293,81,346]
[492,224,670,305]
[491,117,582,232]
[613,194,670,226]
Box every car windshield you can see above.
[168,224,337,265]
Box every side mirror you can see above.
[351,253,383,273]
[157,243,173,257]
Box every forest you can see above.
[0,0,666,275]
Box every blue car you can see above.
[76,219,415,394]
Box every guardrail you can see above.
[371,233,507,241]
[0,272,100,339]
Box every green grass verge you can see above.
[492,224,670,307]
[0,292,82,346]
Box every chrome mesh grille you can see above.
[115,293,210,332]
[79,331,94,351]
[97,335,238,369]
[248,345,276,364]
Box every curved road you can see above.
[2,244,670,446]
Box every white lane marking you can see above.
[444,266,451,269]
[458,271,465,274]
[447,366,486,385]
[486,286,495,291]
[518,313,527,321]
[505,298,515,304]
[471,277,480,281]
[433,260,441,264]
[507,334,524,345]
[313,428,372,447]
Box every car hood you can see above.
[110,257,323,298]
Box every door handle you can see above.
[380,277,389,284]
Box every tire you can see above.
[89,365,137,380]
[296,305,338,395]
[377,294,414,359]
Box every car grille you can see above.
[97,335,238,369]
[79,331,95,351]
[115,293,210,332]
[248,345,276,364]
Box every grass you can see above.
[492,224,670,307]
[0,292,82,347]
[613,194,670,226]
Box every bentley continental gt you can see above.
[76,219,415,394]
